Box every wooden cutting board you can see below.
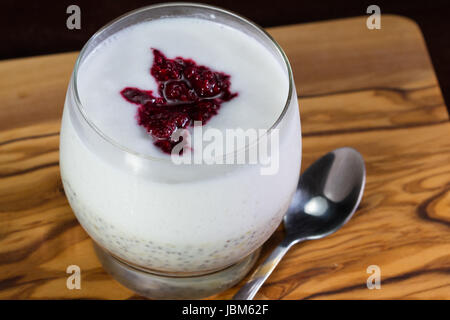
[0,15,449,300]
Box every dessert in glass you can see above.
[60,3,301,299]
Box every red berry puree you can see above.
[120,49,238,154]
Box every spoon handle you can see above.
[232,239,295,300]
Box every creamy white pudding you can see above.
[77,17,289,157]
[60,15,301,274]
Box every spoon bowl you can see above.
[285,147,366,243]
[233,147,366,300]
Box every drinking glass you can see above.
[60,3,301,299]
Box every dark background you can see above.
[1,0,449,109]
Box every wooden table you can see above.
[0,15,449,299]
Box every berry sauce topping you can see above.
[120,49,238,154]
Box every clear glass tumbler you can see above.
[60,3,301,299]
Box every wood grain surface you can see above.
[0,15,449,300]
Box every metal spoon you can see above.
[233,147,366,300]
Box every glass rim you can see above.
[72,2,294,162]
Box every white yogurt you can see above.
[60,17,301,273]
[76,17,289,157]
